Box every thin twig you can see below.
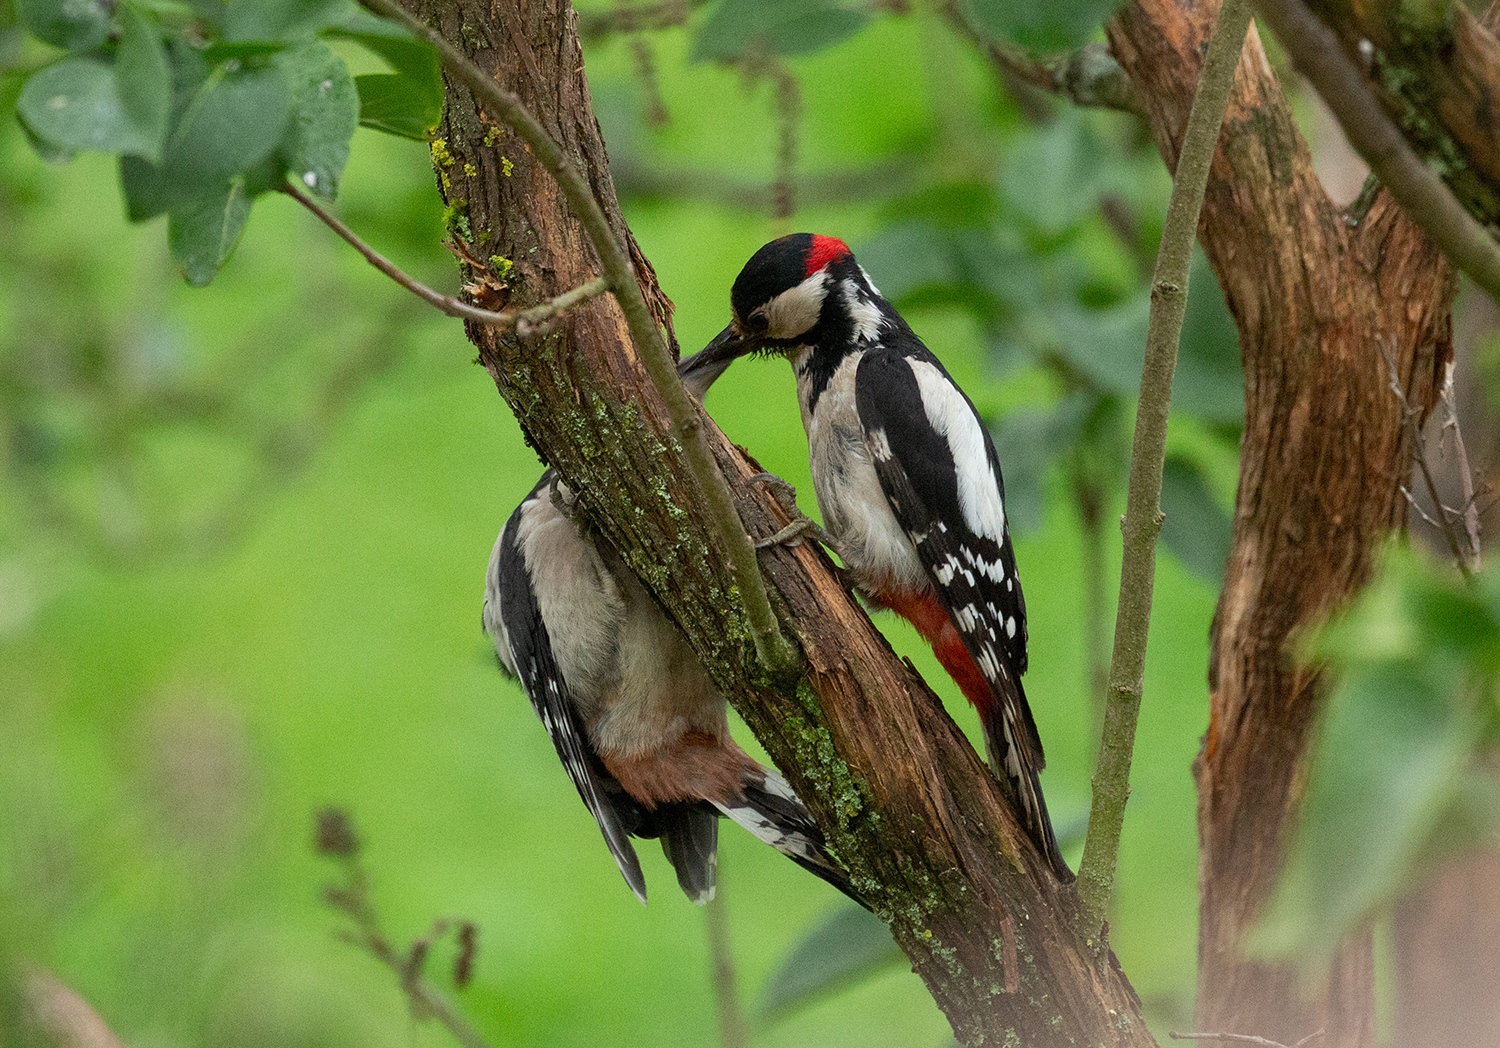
[1168,1029,1325,1048]
[358,0,796,675]
[317,809,496,1048]
[703,893,747,1048]
[1074,0,1252,941]
[1253,0,1500,305]
[1438,361,1482,567]
[279,180,609,330]
[576,0,697,40]
[944,1,1144,116]
[772,63,801,223]
[1377,337,1474,577]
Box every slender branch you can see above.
[1074,0,1252,940]
[279,180,608,330]
[1252,0,1500,305]
[576,0,700,40]
[1378,337,1474,577]
[1438,361,1482,568]
[703,894,747,1048]
[1169,1030,1325,1048]
[944,1,1144,115]
[358,0,796,674]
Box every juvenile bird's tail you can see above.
[713,767,865,905]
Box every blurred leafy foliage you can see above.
[0,0,1254,1042]
[9,0,439,283]
[1256,543,1500,966]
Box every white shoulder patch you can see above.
[905,358,1006,540]
[841,278,883,342]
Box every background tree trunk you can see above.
[1111,2,1455,1044]
[417,0,1157,1043]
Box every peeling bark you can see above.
[1111,2,1455,1044]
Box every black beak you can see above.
[677,323,754,399]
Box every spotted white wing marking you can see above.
[488,475,650,904]
[713,768,854,897]
[853,342,1069,877]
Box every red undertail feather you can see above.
[873,588,995,723]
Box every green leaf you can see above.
[192,0,354,42]
[1253,657,1488,964]
[1255,547,1500,966]
[966,0,1122,52]
[1051,292,1148,396]
[1159,453,1231,582]
[17,56,164,159]
[116,4,171,161]
[17,0,112,52]
[1174,251,1244,425]
[758,905,902,1021]
[999,113,1103,238]
[273,41,357,198]
[327,12,441,138]
[691,0,869,62]
[167,177,251,285]
[121,59,290,220]
[354,72,439,140]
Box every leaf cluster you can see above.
[9,0,441,283]
[1256,543,1500,965]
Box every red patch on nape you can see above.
[804,234,851,276]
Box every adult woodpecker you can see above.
[712,233,1070,879]
[484,338,851,905]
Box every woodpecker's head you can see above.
[713,234,886,359]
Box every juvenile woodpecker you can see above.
[484,338,850,905]
[713,233,1070,879]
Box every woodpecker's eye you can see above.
[745,310,770,334]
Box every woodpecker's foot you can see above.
[747,473,847,563]
[548,473,581,518]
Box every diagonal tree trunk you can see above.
[1110,3,1455,1045]
[417,0,1156,1043]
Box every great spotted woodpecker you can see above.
[714,233,1070,879]
[483,337,851,905]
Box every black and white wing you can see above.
[485,479,650,904]
[855,341,1067,876]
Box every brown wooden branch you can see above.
[1109,1,1456,1045]
[422,0,1157,1042]
[1297,0,1500,230]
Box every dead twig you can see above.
[1168,1029,1325,1048]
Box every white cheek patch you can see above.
[906,358,1006,541]
[760,270,829,340]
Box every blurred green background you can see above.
[0,3,1262,1044]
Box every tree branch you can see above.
[1252,0,1500,304]
[281,179,608,330]
[358,0,796,674]
[1074,0,1252,941]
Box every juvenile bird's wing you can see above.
[486,480,650,904]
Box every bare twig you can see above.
[1377,338,1475,577]
[279,180,609,331]
[1169,1029,1325,1048]
[359,0,796,674]
[772,63,801,223]
[1074,0,1252,941]
[1253,0,1500,305]
[630,37,670,126]
[316,809,495,1048]
[944,1,1144,116]
[1438,361,1482,567]
[703,894,747,1048]
[576,0,697,40]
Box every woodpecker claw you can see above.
[748,472,844,560]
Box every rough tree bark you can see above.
[1110,3,1455,1045]
[416,0,1155,1043]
